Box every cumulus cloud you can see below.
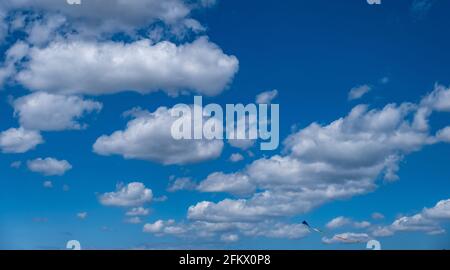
[77,212,88,220]
[27,157,72,176]
[143,219,310,240]
[15,37,238,97]
[168,177,197,192]
[189,85,450,223]
[373,199,450,237]
[93,106,224,165]
[326,216,370,230]
[371,212,385,220]
[126,207,150,217]
[0,41,29,87]
[0,127,43,153]
[220,234,239,243]
[229,153,244,162]
[0,0,209,38]
[43,181,53,189]
[436,127,450,143]
[125,217,143,224]
[348,85,371,101]
[322,233,371,244]
[197,172,255,196]
[99,182,153,207]
[255,89,278,104]
[13,92,102,131]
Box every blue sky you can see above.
[1,0,450,250]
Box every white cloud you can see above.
[0,41,29,87]
[93,106,224,165]
[0,127,43,153]
[99,182,153,207]
[16,37,238,97]
[27,157,72,176]
[373,199,450,237]
[168,177,197,192]
[255,89,278,104]
[197,172,255,196]
[77,212,88,220]
[143,220,170,234]
[229,153,244,162]
[436,126,450,143]
[0,0,205,37]
[125,217,143,224]
[143,219,310,240]
[220,234,239,243]
[26,14,67,46]
[43,181,53,189]
[322,233,371,244]
[190,86,450,223]
[326,216,352,229]
[126,207,150,217]
[420,84,450,112]
[326,216,371,230]
[14,92,102,131]
[348,85,371,101]
[10,161,22,168]
[371,212,385,220]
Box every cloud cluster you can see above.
[14,92,102,131]
[326,216,371,230]
[99,182,153,207]
[188,85,450,224]
[322,232,371,244]
[0,127,43,153]
[348,85,371,100]
[0,0,212,38]
[373,199,450,237]
[93,106,224,165]
[255,89,278,104]
[143,219,310,241]
[27,157,72,176]
[16,38,238,96]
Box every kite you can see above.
[302,220,358,244]
[302,221,323,234]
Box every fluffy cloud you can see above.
[27,157,72,176]
[93,106,224,165]
[229,153,244,162]
[77,212,88,220]
[0,127,43,153]
[371,212,385,220]
[322,233,371,244]
[220,234,239,243]
[326,216,371,230]
[125,217,143,224]
[167,177,197,192]
[99,182,153,207]
[43,181,53,188]
[436,127,450,143]
[14,92,102,131]
[0,41,29,87]
[0,0,211,38]
[16,37,238,96]
[189,85,450,223]
[373,199,450,237]
[126,207,150,217]
[197,172,255,196]
[348,85,371,101]
[255,89,278,104]
[143,219,310,240]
